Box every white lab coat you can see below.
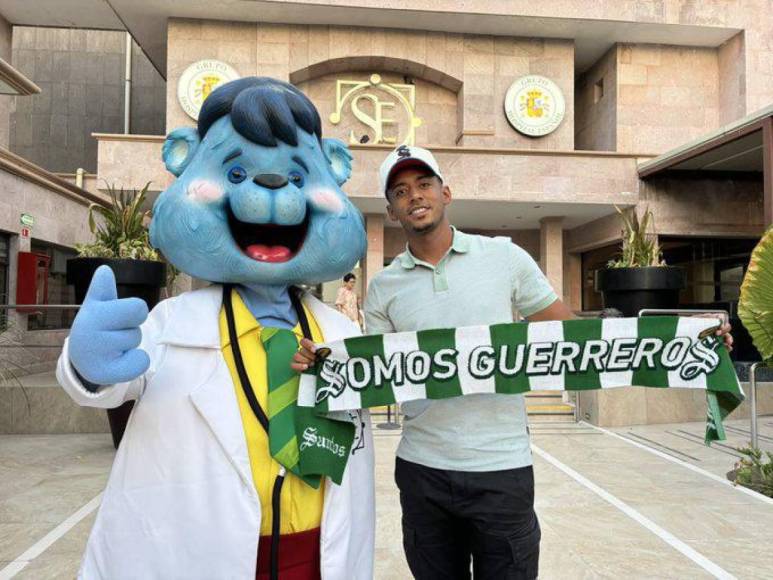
[56,285,375,580]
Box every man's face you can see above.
[345,278,356,290]
[386,166,451,234]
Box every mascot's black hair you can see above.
[197,76,322,147]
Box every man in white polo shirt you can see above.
[363,145,576,579]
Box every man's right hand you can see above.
[68,265,150,386]
[291,338,317,372]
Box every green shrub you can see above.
[732,446,773,498]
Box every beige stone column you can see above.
[7,233,31,335]
[563,249,582,312]
[539,217,564,300]
[362,214,385,293]
[541,217,571,402]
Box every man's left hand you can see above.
[714,320,733,352]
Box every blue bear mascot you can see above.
[57,78,374,580]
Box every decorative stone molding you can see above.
[289,56,463,93]
[0,147,105,207]
[0,57,40,96]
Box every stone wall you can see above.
[130,40,166,137]
[0,164,94,377]
[95,136,643,208]
[577,34,757,155]
[575,46,617,151]
[0,13,12,149]
[10,27,165,174]
[0,172,92,250]
[578,383,773,428]
[465,36,574,150]
[616,44,720,154]
[718,31,746,126]
[640,175,764,238]
[166,19,575,151]
[565,173,765,274]
[289,0,773,123]
[345,146,642,203]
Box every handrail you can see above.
[638,308,729,325]
[748,362,770,449]
[0,304,81,310]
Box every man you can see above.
[335,272,363,327]
[294,145,732,579]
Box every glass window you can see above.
[27,240,77,331]
[658,237,759,307]
[580,243,620,311]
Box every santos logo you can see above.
[299,427,347,458]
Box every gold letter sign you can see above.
[329,74,422,146]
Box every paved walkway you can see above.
[1,417,773,579]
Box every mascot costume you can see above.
[56,77,374,580]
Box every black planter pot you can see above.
[66,258,166,449]
[594,266,685,318]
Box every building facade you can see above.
[1,0,772,428]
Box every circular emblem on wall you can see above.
[177,60,240,120]
[504,75,565,137]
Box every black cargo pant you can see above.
[395,457,540,580]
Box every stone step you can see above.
[524,391,565,406]
[526,402,576,423]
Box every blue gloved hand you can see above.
[68,265,150,386]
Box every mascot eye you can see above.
[227,165,248,184]
[289,171,305,188]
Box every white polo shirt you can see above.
[364,227,558,471]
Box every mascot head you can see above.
[151,77,366,286]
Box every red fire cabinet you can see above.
[16,252,50,313]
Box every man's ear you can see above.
[322,138,353,186]
[386,202,398,222]
[162,127,200,177]
[442,184,453,206]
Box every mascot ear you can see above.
[322,138,353,186]
[162,127,201,177]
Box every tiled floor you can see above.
[2,417,773,579]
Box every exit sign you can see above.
[20,213,34,227]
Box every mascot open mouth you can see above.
[227,206,309,263]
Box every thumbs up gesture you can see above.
[68,265,151,385]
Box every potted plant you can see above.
[726,446,773,498]
[594,206,685,317]
[67,182,166,448]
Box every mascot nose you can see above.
[253,173,288,190]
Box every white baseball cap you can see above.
[379,145,443,197]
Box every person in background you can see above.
[335,273,362,328]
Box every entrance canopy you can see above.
[0,0,740,78]
[638,104,773,226]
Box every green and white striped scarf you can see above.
[299,317,743,447]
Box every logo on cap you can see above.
[397,145,411,158]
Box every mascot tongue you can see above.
[245,244,292,263]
